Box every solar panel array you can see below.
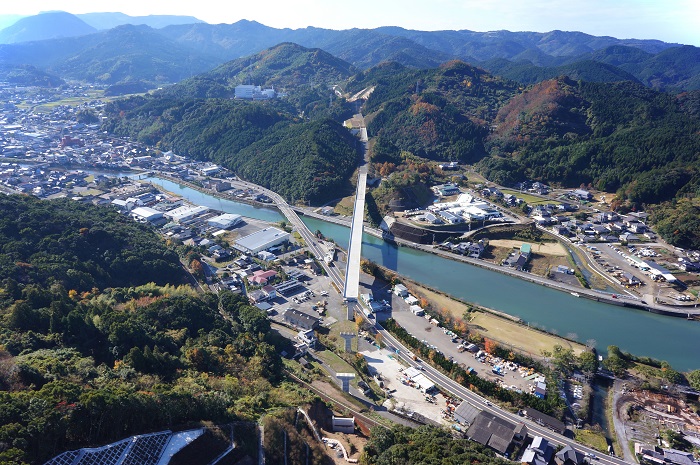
[121,432,171,465]
[44,431,172,465]
[75,441,130,465]
[45,450,80,465]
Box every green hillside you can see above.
[0,24,220,86]
[0,64,64,87]
[162,42,356,99]
[352,60,519,163]
[0,195,185,291]
[480,58,641,86]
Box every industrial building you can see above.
[207,213,242,229]
[234,227,290,254]
[163,205,209,223]
[130,206,164,224]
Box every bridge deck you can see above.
[343,170,367,301]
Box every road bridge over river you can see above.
[261,117,636,464]
[188,119,636,464]
[343,121,368,314]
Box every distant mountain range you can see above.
[0,11,203,43]
[0,11,698,91]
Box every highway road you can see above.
[155,126,633,462]
[375,328,630,465]
[243,142,634,463]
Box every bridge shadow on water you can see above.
[362,236,400,275]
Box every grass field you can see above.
[573,428,611,452]
[500,188,562,205]
[409,283,585,356]
[488,239,567,256]
[333,195,356,217]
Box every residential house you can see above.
[482,187,503,198]
[555,445,585,465]
[283,308,320,330]
[620,272,641,286]
[262,285,277,300]
[552,225,570,236]
[248,270,277,285]
[466,411,527,457]
[521,436,554,465]
[248,289,268,304]
[522,408,566,434]
[572,189,592,200]
[297,329,317,348]
[635,445,700,465]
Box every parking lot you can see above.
[263,265,343,324]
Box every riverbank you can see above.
[143,173,697,318]
[376,267,587,358]
[114,173,700,370]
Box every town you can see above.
[3,83,700,465]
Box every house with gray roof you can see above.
[466,411,527,457]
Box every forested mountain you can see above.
[0,195,185,291]
[480,59,641,86]
[0,195,300,464]
[77,12,203,30]
[0,64,64,87]
[2,17,698,91]
[351,60,519,163]
[481,77,700,200]
[102,45,360,203]
[0,11,96,44]
[161,42,356,99]
[158,21,454,69]
[375,27,677,59]
[0,24,221,86]
[480,45,700,91]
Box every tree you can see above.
[552,345,576,375]
[190,258,204,278]
[484,338,498,354]
[603,345,628,376]
[687,369,700,390]
[578,351,598,374]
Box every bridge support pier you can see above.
[337,373,356,393]
[340,332,357,353]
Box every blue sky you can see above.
[2,0,698,45]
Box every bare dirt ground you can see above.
[488,239,568,256]
[613,383,700,459]
[360,347,451,426]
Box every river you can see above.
[146,177,700,371]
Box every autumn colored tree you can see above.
[484,338,498,354]
[190,258,204,278]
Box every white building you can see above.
[234,84,277,100]
[234,227,290,254]
[393,284,408,297]
[164,205,209,223]
[208,213,242,229]
[131,206,164,223]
